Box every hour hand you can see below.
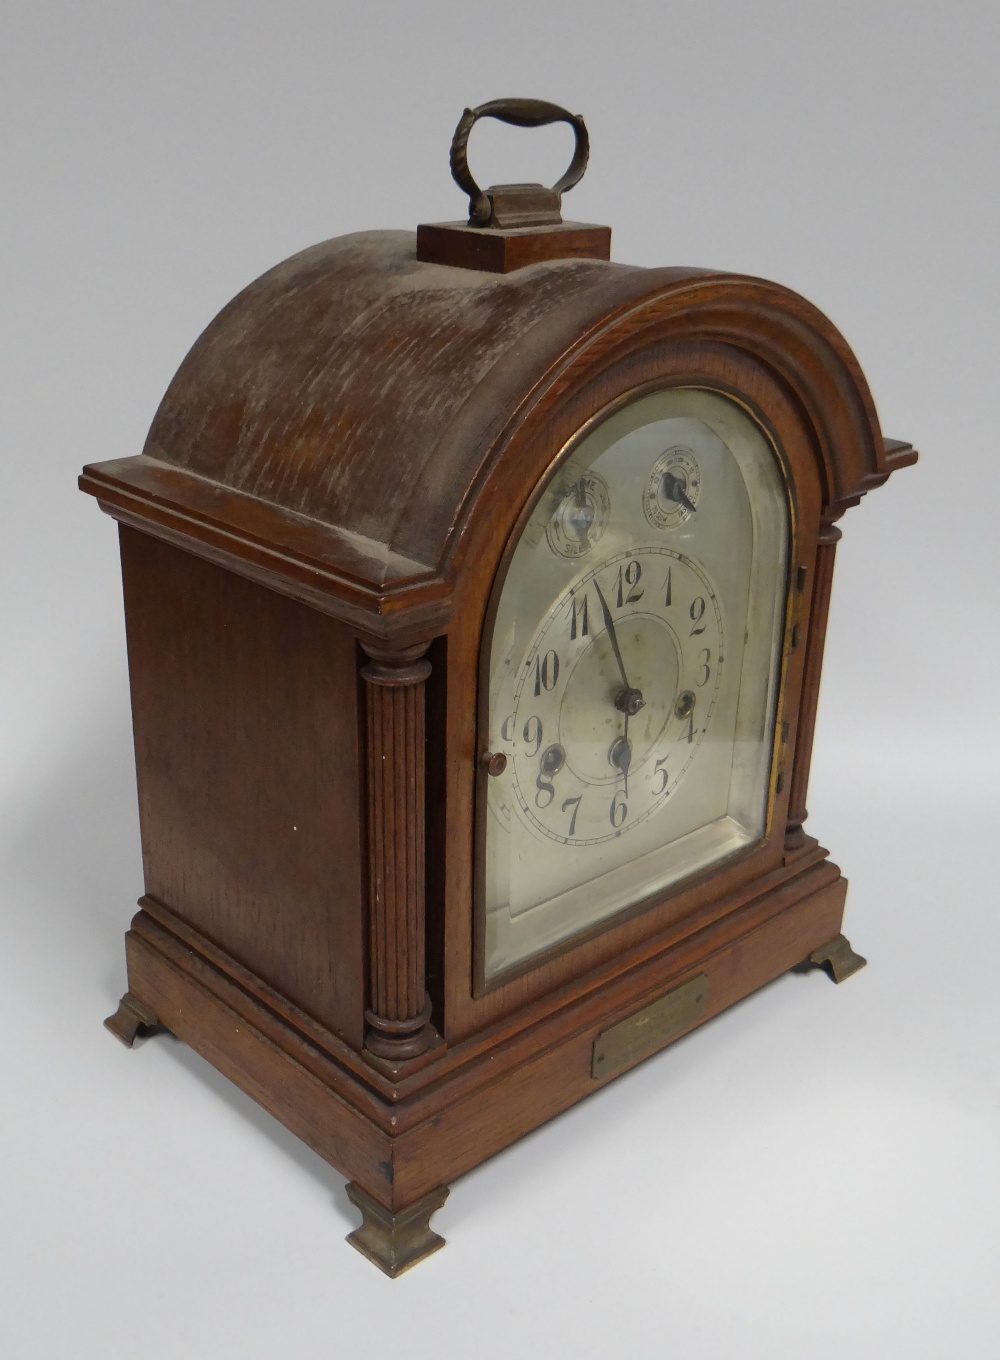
[662,472,697,514]
[609,734,632,798]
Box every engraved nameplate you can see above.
[591,974,709,1079]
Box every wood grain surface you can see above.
[360,645,435,1059]
[80,232,895,626]
[87,225,916,1244]
[119,526,366,1045]
[416,219,612,272]
[120,860,847,1210]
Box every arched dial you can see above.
[504,547,723,846]
[480,387,789,983]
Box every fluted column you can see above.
[360,641,434,1061]
[786,519,841,850]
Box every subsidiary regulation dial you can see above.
[546,472,611,558]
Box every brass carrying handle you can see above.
[450,98,590,226]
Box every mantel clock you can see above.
[80,100,917,1276]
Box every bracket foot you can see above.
[104,991,161,1047]
[345,1182,448,1278]
[806,934,867,983]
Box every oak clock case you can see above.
[79,98,917,1278]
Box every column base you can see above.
[364,997,434,1061]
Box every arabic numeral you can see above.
[697,648,712,687]
[610,791,628,828]
[689,596,706,635]
[535,771,555,809]
[570,593,589,640]
[533,649,560,695]
[562,795,583,837]
[522,715,543,756]
[615,559,644,607]
[652,756,669,795]
[664,565,672,607]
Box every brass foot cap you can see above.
[807,934,867,983]
[345,1182,448,1278]
[104,991,160,1047]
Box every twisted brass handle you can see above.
[449,98,590,226]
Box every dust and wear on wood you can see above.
[82,97,916,1272]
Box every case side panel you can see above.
[119,525,366,1046]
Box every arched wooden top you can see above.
[143,232,662,563]
[80,230,914,636]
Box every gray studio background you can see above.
[2,3,997,1357]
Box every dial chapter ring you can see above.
[506,546,724,847]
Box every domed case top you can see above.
[79,228,911,642]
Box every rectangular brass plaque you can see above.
[591,974,709,1079]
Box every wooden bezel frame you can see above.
[469,372,800,996]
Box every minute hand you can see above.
[592,577,645,716]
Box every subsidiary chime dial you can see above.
[482,388,790,980]
[643,447,702,529]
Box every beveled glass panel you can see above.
[481,388,789,981]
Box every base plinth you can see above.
[102,860,851,1273]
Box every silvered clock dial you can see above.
[481,387,790,981]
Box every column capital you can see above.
[359,640,432,687]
